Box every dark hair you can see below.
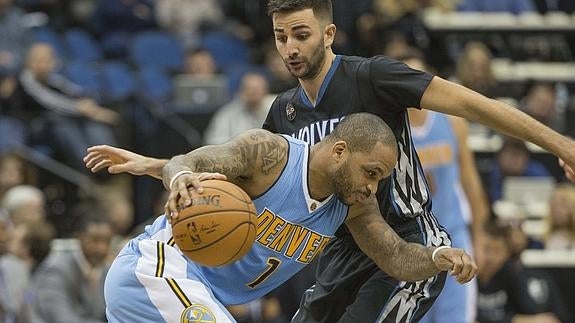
[326,113,397,154]
[267,0,333,22]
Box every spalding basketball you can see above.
[171,180,258,267]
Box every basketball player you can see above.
[259,1,575,322]
[403,50,488,323]
[85,113,477,323]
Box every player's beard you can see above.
[332,159,355,206]
[284,37,326,80]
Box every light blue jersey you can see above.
[411,112,470,233]
[105,135,349,323]
[412,112,476,323]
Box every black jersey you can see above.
[263,55,434,226]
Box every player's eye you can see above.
[276,36,287,43]
[367,170,377,177]
[296,34,309,41]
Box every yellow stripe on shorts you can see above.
[155,241,165,277]
[165,277,192,308]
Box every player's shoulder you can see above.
[271,87,298,110]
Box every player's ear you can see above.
[324,23,336,48]
[331,141,348,162]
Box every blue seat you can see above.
[137,67,172,103]
[63,61,102,97]
[64,29,103,62]
[31,27,66,58]
[130,31,183,72]
[100,31,130,59]
[200,32,249,70]
[101,61,136,102]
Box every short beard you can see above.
[284,37,327,81]
[332,160,353,206]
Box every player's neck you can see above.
[299,51,336,106]
[307,144,333,201]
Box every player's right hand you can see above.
[433,247,477,284]
[84,145,149,175]
[164,171,227,223]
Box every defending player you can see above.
[261,1,575,321]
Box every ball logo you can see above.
[180,304,215,323]
[192,195,221,208]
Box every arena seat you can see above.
[130,31,184,72]
[64,29,102,62]
[101,61,136,103]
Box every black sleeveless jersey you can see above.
[263,55,434,226]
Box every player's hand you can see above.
[433,247,477,284]
[164,172,227,223]
[84,145,150,175]
[559,158,575,182]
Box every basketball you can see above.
[171,180,258,267]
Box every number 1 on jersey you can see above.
[247,257,282,288]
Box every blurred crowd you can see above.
[1,0,575,322]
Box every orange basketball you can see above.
[171,180,258,267]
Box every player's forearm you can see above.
[144,158,169,179]
[423,77,573,161]
[347,212,439,281]
[161,145,247,189]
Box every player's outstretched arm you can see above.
[421,76,575,182]
[163,129,288,218]
[346,199,477,283]
[83,145,168,179]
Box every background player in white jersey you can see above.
[402,50,489,323]
[85,113,477,323]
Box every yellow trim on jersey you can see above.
[155,241,165,277]
[165,278,193,308]
[246,257,282,289]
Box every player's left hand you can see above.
[433,247,477,284]
[559,158,575,182]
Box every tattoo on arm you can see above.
[162,130,287,186]
[347,205,439,281]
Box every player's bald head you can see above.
[326,113,397,155]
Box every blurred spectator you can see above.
[100,193,134,259]
[0,211,29,323]
[544,183,575,249]
[503,216,545,257]
[520,81,562,133]
[33,210,111,323]
[1,185,45,226]
[264,45,297,94]
[0,153,30,198]
[0,0,31,75]
[476,221,566,323]
[453,42,497,97]
[9,219,55,272]
[182,48,219,79]
[458,0,535,14]
[204,72,271,144]
[156,0,224,49]
[9,219,55,322]
[90,0,155,36]
[488,137,551,202]
[11,43,120,171]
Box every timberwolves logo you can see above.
[286,102,296,121]
[180,304,215,323]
